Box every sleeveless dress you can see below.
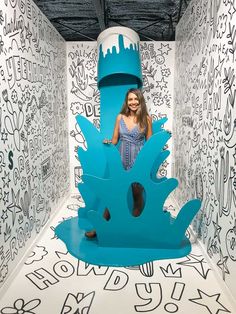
[119,116,146,170]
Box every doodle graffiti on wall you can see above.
[0,0,69,287]
[173,0,236,299]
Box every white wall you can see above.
[173,0,236,299]
[0,0,69,288]
[67,41,175,194]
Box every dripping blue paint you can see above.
[55,31,201,266]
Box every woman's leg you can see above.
[85,208,110,238]
[132,183,143,216]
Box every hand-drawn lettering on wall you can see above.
[173,0,236,298]
[0,0,69,288]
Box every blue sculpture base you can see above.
[55,215,193,267]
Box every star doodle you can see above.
[1,209,8,222]
[213,214,222,242]
[1,129,8,144]
[228,3,236,17]
[3,191,9,205]
[177,254,211,279]
[207,153,212,166]
[7,189,22,226]
[189,289,231,314]
[217,248,230,281]
[158,43,171,55]
[2,170,11,188]
[215,55,224,78]
[31,165,38,181]
[156,77,168,90]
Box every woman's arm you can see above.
[103,114,121,145]
[146,115,153,140]
[111,114,121,144]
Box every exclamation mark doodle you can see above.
[164,282,185,313]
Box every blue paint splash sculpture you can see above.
[55,28,201,266]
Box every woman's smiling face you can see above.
[127,92,140,112]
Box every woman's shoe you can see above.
[133,208,141,217]
[85,230,97,238]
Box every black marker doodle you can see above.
[142,61,157,79]
[2,170,11,188]
[160,264,182,278]
[0,298,41,314]
[104,270,129,291]
[8,150,13,170]
[26,267,59,290]
[84,102,100,118]
[164,282,185,314]
[158,43,172,55]
[89,82,100,103]
[70,124,86,148]
[215,148,231,217]
[0,249,10,283]
[74,166,82,188]
[135,283,162,312]
[53,260,75,279]
[217,248,230,281]
[1,209,8,223]
[226,217,236,261]
[212,214,222,243]
[139,262,154,277]
[222,67,236,108]
[3,90,24,151]
[228,3,236,19]
[189,289,231,314]
[2,191,9,206]
[70,101,84,115]
[61,291,95,314]
[7,188,22,226]
[177,254,211,279]
[55,249,69,259]
[20,183,31,219]
[1,129,8,144]
[207,57,215,96]
[77,261,109,276]
[156,77,168,91]
[217,14,228,39]
[70,59,92,102]
[0,152,6,172]
[4,222,12,242]
[0,35,4,55]
[0,10,4,25]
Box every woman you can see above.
[86,88,152,238]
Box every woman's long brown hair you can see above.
[120,88,149,130]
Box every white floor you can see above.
[0,194,235,314]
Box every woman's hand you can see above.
[103,139,112,144]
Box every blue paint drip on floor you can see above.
[55,215,192,267]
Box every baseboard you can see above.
[0,190,71,299]
[171,195,236,310]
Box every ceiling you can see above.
[32,0,191,42]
